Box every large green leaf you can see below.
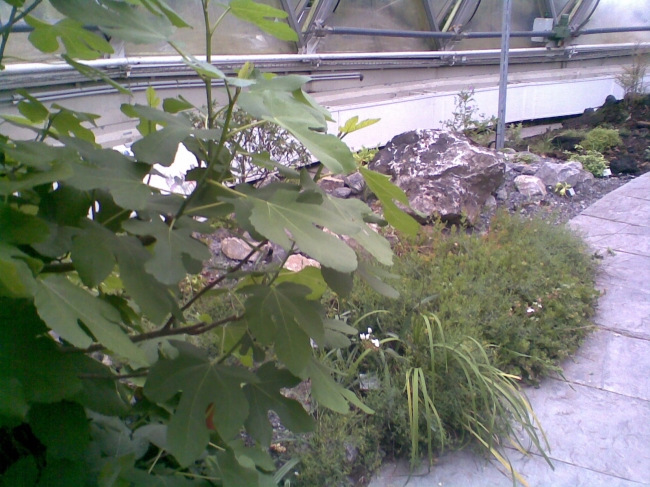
[210,449,258,487]
[0,243,40,298]
[277,120,356,175]
[0,162,73,195]
[34,275,149,368]
[28,401,90,461]
[71,356,130,416]
[26,16,113,60]
[238,84,355,174]
[321,266,353,298]
[241,282,323,375]
[243,362,314,445]
[36,459,87,486]
[356,261,400,299]
[16,90,49,123]
[122,217,212,285]
[63,55,133,96]
[229,0,298,42]
[65,146,152,211]
[0,457,39,487]
[144,341,258,467]
[51,0,175,44]
[113,235,180,325]
[226,184,358,272]
[0,204,49,245]
[131,125,192,167]
[2,140,78,171]
[304,357,373,414]
[359,167,420,236]
[71,226,116,288]
[0,299,83,407]
[301,171,393,266]
[273,265,327,300]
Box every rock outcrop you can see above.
[369,130,506,223]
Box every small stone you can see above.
[501,148,517,154]
[344,443,359,464]
[495,187,509,201]
[332,187,352,198]
[484,195,497,208]
[284,254,321,272]
[515,175,547,198]
[317,175,345,193]
[220,237,258,261]
[344,171,366,194]
[535,160,593,188]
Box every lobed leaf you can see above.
[359,167,420,236]
[144,341,258,466]
[243,362,314,446]
[34,275,149,367]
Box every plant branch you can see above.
[0,6,17,69]
[61,314,243,354]
[78,370,149,380]
[0,0,43,36]
[160,240,267,331]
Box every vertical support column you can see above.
[496,0,513,150]
[278,0,305,50]
[421,0,441,50]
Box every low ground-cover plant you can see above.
[581,127,622,153]
[567,145,610,177]
[282,212,597,485]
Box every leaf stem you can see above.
[0,7,17,70]
[0,0,43,36]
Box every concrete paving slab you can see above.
[369,450,647,487]
[624,188,650,202]
[560,328,610,389]
[370,173,650,487]
[600,332,650,401]
[522,380,650,484]
[582,195,650,228]
[622,175,650,192]
[596,252,650,294]
[593,284,650,340]
[570,217,650,257]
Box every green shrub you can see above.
[344,212,598,383]
[288,212,597,485]
[568,146,610,177]
[581,127,622,152]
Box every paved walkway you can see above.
[370,173,650,487]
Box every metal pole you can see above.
[496,0,513,150]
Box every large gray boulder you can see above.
[368,130,506,223]
[534,160,594,188]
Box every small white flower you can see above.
[537,303,542,308]
[526,307,535,314]
[360,333,367,340]
[371,338,380,347]
[367,327,373,334]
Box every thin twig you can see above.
[61,314,243,354]
[159,239,267,331]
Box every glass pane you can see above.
[447,0,540,50]
[122,0,297,56]
[317,0,435,52]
